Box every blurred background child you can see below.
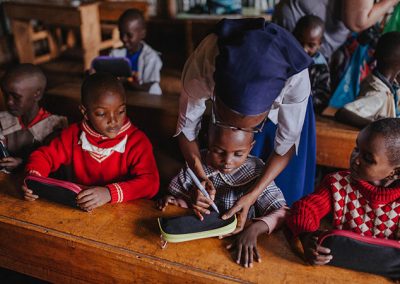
[287,118,400,265]
[336,32,400,128]
[23,73,159,211]
[158,123,288,268]
[0,64,67,172]
[293,15,331,115]
[109,8,163,95]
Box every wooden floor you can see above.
[0,173,391,284]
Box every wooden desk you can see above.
[3,0,101,70]
[0,173,390,283]
[316,116,359,169]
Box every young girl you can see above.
[23,73,159,211]
[158,123,288,268]
[287,118,400,265]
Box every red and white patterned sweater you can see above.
[287,171,400,239]
[25,120,159,203]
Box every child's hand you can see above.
[156,195,189,211]
[0,157,22,171]
[191,179,216,221]
[299,231,332,265]
[76,187,111,211]
[225,221,268,268]
[22,184,39,201]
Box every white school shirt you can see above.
[175,34,311,156]
[109,41,163,95]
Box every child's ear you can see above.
[141,28,146,39]
[79,105,88,120]
[34,89,43,101]
[388,167,400,180]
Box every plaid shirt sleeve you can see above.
[167,166,194,204]
[254,180,286,217]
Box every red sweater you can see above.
[25,120,159,203]
[287,171,400,239]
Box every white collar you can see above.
[79,131,127,163]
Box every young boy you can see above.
[286,118,400,265]
[336,32,400,128]
[23,73,159,211]
[293,15,331,114]
[0,64,67,172]
[158,123,288,268]
[109,8,162,95]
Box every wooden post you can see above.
[79,4,101,70]
[10,20,35,63]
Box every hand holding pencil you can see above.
[187,167,219,221]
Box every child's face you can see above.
[350,129,397,185]
[119,19,146,53]
[81,91,126,139]
[296,26,323,57]
[1,77,40,117]
[207,127,254,174]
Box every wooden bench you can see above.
[0,173,390,283]
[315,116,359,169]
[45,81,358,170]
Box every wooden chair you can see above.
[98,1,149,52]
[10,20,58,64]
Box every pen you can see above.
[187,167,220,214]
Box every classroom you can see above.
[0,0,399,283]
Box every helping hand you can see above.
[299,231,332,265]
[221,194,255,236]
[76,187,111,212]
[191,178,216,221]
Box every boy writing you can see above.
[158,123,288,268]
[293,15,331,115]
[109,9,163,95]
[287,118,400,265]
[336,32,400,128]
[23,73,159,211]
[0,64,67,172]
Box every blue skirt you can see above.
[250,97,316,205]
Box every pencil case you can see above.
[318,230,400,279]
[158,211,237,248]
[24,175,83,208]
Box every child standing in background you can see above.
[0,64,67,172]
[336,32,400,128]
[287,118,400,265]
[23,73,159,211]
[293,15,331,115]
[158,123,288,268]
[110,9,163,95]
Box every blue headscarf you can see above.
[214,18,312,115]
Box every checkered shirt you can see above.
[168,152,286,219]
